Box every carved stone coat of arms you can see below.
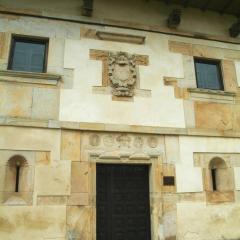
[108,52,137,97]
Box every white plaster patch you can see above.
[176,164,203,193]
[234,167,240,190]
[235,61,240,87]
[179,136,240,166]
[177,136,240,192]
[60,37,186,128]
[177,202,240,240]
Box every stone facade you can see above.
[0,1,240,240]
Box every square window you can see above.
[163,176,175,186]
[8,36,48,73]
[194,58,224,91]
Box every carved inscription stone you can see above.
[116,134,132,148]
[134,136,143,148]
[83,133,163,161]
[90,49,150,100]
[103,135,114,147]
[108,52,137,97]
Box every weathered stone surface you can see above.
[178,192,206,202]
[195,102,233,130]
[61,68,74,89]
[233,104,240,130]
[96,31,146,45]
[89,49,108,61]
[47,38,65,70]
[222,60,238,92]
[169,41,193,55]
[0,84,32,118]
[163,164,175,176]
[206,191,234,203]
[236,61,240,87]
[235,191,240,203]
[37,196,68,205]
[0,70,60,86]
[2,192,33,205]
[183,100,195,128]
[67,206,91,240]
[194,152,232,168]
[0,32,5,59]
[177,203,240,240]
[71,162,89,193]
[234,167,240,191]
[0,150,35,166]
[0,32,10,60]
[176,164,203,193]
[162,164,176,193]
[162,196,177,240]
[48,120,61,128]
[151,163,162,193]
[169,40,240,60]
[80,27,98,40]
[192,45,224,59]
[61,130,81,161]
[35,161,71,196]
[31,88,60,120]
[181,55,196,88]
[165,136,180,163]
[189,88,235,104]
[35,152,50,165]
[1,3,240,240]
[0,165,6,191]
[68,193,89,206]
[0,206,66,240]
[0,127,61,161]
[135,54,149,66]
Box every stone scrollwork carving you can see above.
[108,52,137,97]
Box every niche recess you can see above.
[3,155,34,205]
[194,153,236,203]
[204,157,235,203]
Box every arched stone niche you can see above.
[201,156,235,203]
[207,157,234,192]
[3,154,34,205]
[5,155,28,193]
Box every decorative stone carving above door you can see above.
[90,49,151,100]
[108,52,137,97]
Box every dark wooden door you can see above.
[97,164,151,240]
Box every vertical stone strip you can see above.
[222,60,238,92]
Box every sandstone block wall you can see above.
[0,1,240,240]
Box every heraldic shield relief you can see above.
[108,52,137,97]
